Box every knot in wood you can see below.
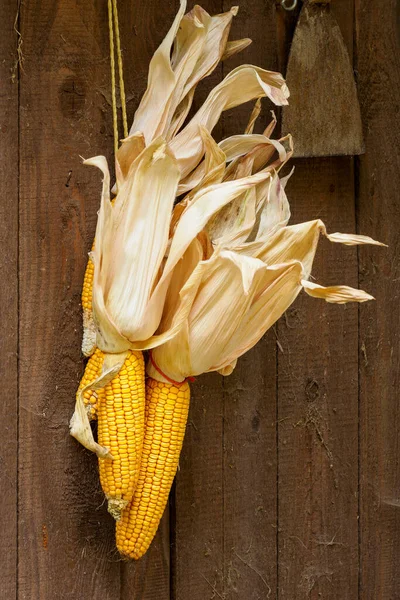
[305,378,320,402]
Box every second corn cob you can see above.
[116,377,190,559]
[97,350,146,520]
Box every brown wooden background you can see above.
[1,0,399,598]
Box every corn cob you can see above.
[116,378,190,559]
[76,347,105,420]
[98,350,146,520]
[81,254,97,357]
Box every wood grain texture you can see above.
[282,3,364,157]
[222,341,278,600]
[174,373,225,599]
[18,1,120,598]
[356,0,400,598]
[277,158,360,599]
[276,3,364,596]
[0,1,18,597]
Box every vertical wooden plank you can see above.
[174,373,225,599]
[0,1,19,597]
[222,343,277,600]
[277,158,360,599]
[117,1,178,597]
[18,1,120,598]
[276,3,360,598]
[221,2,279,599]
[121,516,171,599]
[356,0,400,597]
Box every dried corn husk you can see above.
[149,179,384,382]
[72,0,385,456]
[130,2,248,144]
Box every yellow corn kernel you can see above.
[116,377,190,559]
[76,348,104,421]
[98,350,145,521]
[81,255,96,357]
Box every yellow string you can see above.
[107,0,128,155]
[107,0,118,157]
[112,0,128,139]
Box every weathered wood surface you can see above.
[282,2,364,157]
[2,0,399,598]
[0,1,18,598]
[276,3,361,597]
[356,0,400,598]
[278,157,360,598]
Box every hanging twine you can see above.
[111,0,128,139]
[107,0,128,156]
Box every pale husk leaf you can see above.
[170,65,290,178]
[179,126,226,197]
[114,132,146,192]
[163,5,208,139]
[263,111,278,138]
[212,261,304,372]
[150,253,304,381]
[242,219,384,277]
[149,216,382,381]
[130,3,243,144]
[302,280,375,303]
[206,155,258,247]
[208,186,258,247]
[325,231,387,246]
[248,172,291,242]
[244,98,262,134]
[220,133,287,165]
[222,38,252,62]
[129,0,187,142]
[167,6,241,139]
[164,169,272,281]
[177,126,226,195]
[89,139,182,351]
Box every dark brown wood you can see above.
[282,2,364,157]
[174,373,225,599]
[0,1,18,597]
[222,341,278,599]
[356,0,400,598]
[18,1,120,598]
[277,3,362,598]
[277,157,360,599]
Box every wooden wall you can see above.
[1,0,399,598]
